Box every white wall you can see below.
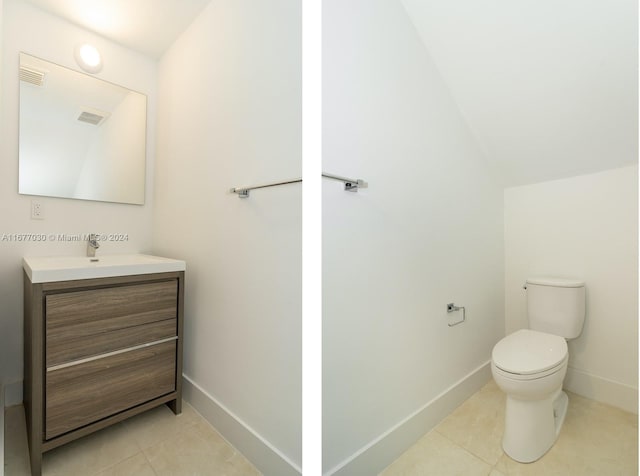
[401,0,638,187]
[504,165,639,412]
[0,0,3,128]
[153,0,301,473]
[322,0,504,473]
[0,0,157,402]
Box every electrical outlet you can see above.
[31,200,44,220]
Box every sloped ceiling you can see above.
[19,0,212,58]
[401,0,638,187]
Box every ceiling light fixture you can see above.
[74,44,102,74]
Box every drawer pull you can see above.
[46,336,178,372]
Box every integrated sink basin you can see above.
[23,254,186,283]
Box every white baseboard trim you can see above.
[324,361,492,476]
[3,381,22,407]
[182,375,301,476]
[564,367,638,414]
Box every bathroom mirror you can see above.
[18,53,147,205]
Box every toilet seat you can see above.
[492,329,567,377]
[492,355,567,381]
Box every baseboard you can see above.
[324,361,492,476]
[3,381,22,407]
[564,367,638,414]
[182,375,301,476]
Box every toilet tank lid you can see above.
[527,277,584,288]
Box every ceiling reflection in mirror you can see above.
[19,53,147,205]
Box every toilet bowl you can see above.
[492,277,585,463]
[491,329,569,462]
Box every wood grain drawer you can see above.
[45,340,176,439]
[46,318,176,368]
[46,280,177,364]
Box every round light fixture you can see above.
[74,44,102,74]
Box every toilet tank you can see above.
[526,277,585,339]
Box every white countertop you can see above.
[23,254,186,283]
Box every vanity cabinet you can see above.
[23,271,184,476]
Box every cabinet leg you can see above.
[25,408,42,476]
[29,450,42,476]
[167,398,182,415]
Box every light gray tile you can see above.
[144,419,261,475]
[42,423,141,476]
[121,401,201,450]
[380,431,492,476]
[384,383,638,476]
[435,380,505,465]
[5,403,260,476]
[95,453,157,476]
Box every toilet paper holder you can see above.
[446,303,466,327]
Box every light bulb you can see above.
[74,43,102,73]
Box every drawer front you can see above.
[46,318,176,368]
[46,280,177,362]
[45,340,176,439]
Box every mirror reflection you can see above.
[19,53,147,205]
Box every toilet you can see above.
[491,277,585,463]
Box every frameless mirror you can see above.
[18,53,147,205]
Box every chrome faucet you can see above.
[87,233,100,257]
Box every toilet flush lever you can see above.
[446,303,466,327]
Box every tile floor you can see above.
[4,382,638,475]
[4,401,261,476]
[380,380,638,476]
